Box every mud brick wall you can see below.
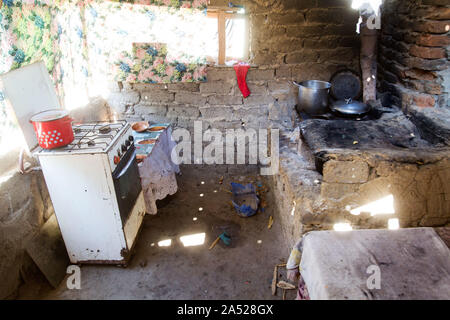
[379,0,450,110]
[247,0,359,68]
[109,0,360,130]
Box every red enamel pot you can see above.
[30,109,74,149]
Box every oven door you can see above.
[112,144,142,225]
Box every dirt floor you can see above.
[17,164,292,300]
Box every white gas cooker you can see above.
[36,120,146,264]
[1,62,146,264]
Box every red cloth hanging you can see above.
[233,63,251,98]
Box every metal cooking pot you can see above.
[29,109,74,149]
[293,80,331,115]
[330,98,371,117]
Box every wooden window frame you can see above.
[207,6,248,65]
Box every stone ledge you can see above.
[300,111,450,165]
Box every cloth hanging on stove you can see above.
[234,63,251,98]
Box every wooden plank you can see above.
[207,12,239,19]
[218,10,226,65]
[207,6,240,13]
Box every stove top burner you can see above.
[40,120,128,153]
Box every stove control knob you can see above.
[121,144,127,152]
[117,149,122,157]
[125,140,131,147]
[128,135,134,142]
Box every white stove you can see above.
[1,62,146,264]
[36,121,146,265]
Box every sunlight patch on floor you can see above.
[158,239,172,247]
[180,233,206,247]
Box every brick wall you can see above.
[108,0,360,130]
[111,67,297,130]
[379,0,450,110]
[247,0,359,68]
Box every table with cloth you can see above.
[132,123,180,215]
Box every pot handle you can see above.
[292,81,300,87]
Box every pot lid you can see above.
[331,99,371,116]
[0,61,62,152]
[30,109,69,122]
[330,69,362,100]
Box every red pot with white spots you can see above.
[30,109,74,149]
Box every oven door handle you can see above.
[113,149,137,180]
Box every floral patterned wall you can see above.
[0,0,209,106]
[0,0,209,147]
[85,0,211,84]
[0,0,64,148]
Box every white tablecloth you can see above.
[137,127,180,214]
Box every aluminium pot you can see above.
[293,80,332,115]
[30,109,74,149]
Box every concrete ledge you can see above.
[300,228,450,300]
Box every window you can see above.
[207,6,248,65]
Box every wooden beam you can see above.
[207,6,244,19]
[207,6,240,13]
[360,15,378,103]
[207,12,239,19]
[218,10,226,65]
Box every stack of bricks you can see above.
[379,0,450,110]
